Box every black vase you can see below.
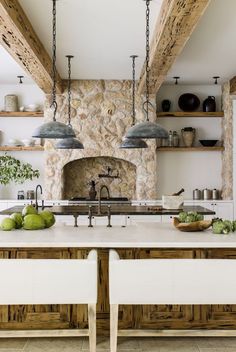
[203,96,216,112]
[161,99,171,112]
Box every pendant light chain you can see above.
[66,55,73,127]
[131,55,138,126]
[145,0,150,122]
[51,0,58,121]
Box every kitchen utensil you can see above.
[203,96,216,112]
[156,138,162,147]
[4,95,18,112]
[173,131,179,147]
[172,188,185,196]
[193,189,202,200]
[161,99,171,112]
[173,217,212,232]
[161,138,169,147]
[199,140,218,147]
[17,190,25,200]
[27,190,35,200]
[178,93,200,112]
[181,127,195,147]
[212,189,220,200]
[203,188,212,200]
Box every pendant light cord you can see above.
[145,0,150,122]
[66,55,74,127]
[131,55,138,126]
[51,0,58,121]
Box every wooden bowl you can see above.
[173,217,212,232]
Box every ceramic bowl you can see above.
[8,138,23,146]
[22,138,35,147]
[25,104,40,112]
[199,140,218,147]
[178,93,200,112]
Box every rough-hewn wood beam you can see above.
[0,0,62,94]
[138,0,210,94]
[230,76,236,95]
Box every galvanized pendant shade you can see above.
[56,56,84,149]
[125,0,168,140]
[32,0,75,139]
[120,55,148,149]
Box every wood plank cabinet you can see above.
[0,248,236,333]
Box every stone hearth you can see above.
[62,157,136,200]
[44,80,157,200]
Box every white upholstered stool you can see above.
[109,249,236,352]
[0,250,98,352]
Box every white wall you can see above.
[0,84,45,199]
[156,84,223,199]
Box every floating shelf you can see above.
[0,146,44,151]
[0,111,44,117]
[156,111,224,118]
[156,147,224,152]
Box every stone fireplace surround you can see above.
[44,80,157,200]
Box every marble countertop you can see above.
[0,223,235,248]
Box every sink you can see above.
[69,197,131,205]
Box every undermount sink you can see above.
[69,197,131,205]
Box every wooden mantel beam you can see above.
[138,0,210,95]
[0,0,62,94]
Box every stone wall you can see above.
[63,157,136,200]
[44,80,157,200]
[222,82,233,199]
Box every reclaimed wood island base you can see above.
[0,223,236,335]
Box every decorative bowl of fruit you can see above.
[173,211,212,232]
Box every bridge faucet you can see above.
[35,184,43,211]
[98,185,110,215]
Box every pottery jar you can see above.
[181,127,195,147]
[4,95,18,112]
[203,96,216,112]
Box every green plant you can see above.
[0,154,39,185]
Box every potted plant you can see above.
[0,154,39,186]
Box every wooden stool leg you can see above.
[110,304,119,352]
[88,304,96,352]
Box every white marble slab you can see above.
[0,223,236,248]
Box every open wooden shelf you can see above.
[0,111,44,117]
[0,146,44,151]
[156,111,224,118]
[156,147,224,152]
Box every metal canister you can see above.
[212,189,220,200]
[203,188,212,200]
[193,189,201,200]
[173,131,179,147]
[168,131,173,147]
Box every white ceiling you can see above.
[0,45,33,84]
[18,0,162,80]
[166,0,236,85]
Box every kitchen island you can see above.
[0,221,236,334]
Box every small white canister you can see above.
[4,95,18,112]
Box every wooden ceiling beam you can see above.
[230,76,236,95]
[138,0,211,95]
[0,0,62,94]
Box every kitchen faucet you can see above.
[35,184,43,211]
[98,185,110,215]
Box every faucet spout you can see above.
[98,185,110,215]
[35,184,43,211]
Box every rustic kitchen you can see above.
[0,0,236,351]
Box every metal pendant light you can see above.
[120,55,148,149]
[56,56,84,149]
[125,0,168,140]
[32,0,75,139]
